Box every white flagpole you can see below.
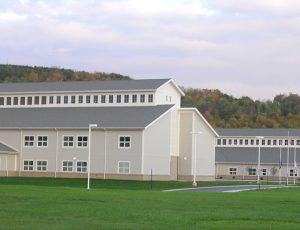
[286,130,290,186]
[279,147,282,185]
[294,147,296,185]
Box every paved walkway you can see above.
[164,185,288,193]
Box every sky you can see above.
[1,0,300,100]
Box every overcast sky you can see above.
[1,0,300,100]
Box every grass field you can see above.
[0,177,299,230]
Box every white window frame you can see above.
[289,169,298,177]
[23,160,34,171]
[76,161,87,172]
[261,168,267,176]
[24,135,35,147]
[77,135,88,148]
[62,135,75,148]
[148,94,153,103]
[229,168,237,175]
[118,161,130,174]
[62,160,73,172]
[37,135,48,148]
[119,136,131,149]
[36,160,48,172]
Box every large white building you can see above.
[0,79,217,181]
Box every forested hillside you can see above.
[1,64,300,128]
[0,64,130,82]
[182,88,300,128]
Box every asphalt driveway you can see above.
[164,185,287,193]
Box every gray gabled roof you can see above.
[0,143,18,154]
[216,128,300,137]
[216,147,300,164]
[0,105,174,129]
[0,79,171,93]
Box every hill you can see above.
[182,88,300,128]
[0,64,130,82]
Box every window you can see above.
[64,96,68,104]
[37,161,47,171]
[109,95,113,103]
[41,96,47,105]
[285,140,288,146]
[132,95,137,103]
[71,96,76,104]
[77,161,87,172]
[62,161,73,172]
[148,94,153,103]
[222,139,226,145]
[63,136,74,147]
[49,96,54,104]
[290,139,295,145]
[228,139,232,145]
[239,139,243,145]
[267,140,271,145]
[13,97,18,105]
[0,97,4,105]
[27,96,32,105]
[273,140,277,145]
[256,139,259,145]
[118,162,130,174]
[262,140,266,145]
[140,94,145,103]
[119,136,131,148]
[86,95,91,104]
[117,95,121,103]
[261,169,267,176]
[279,140,283,146]
[24,160,34,171]
[77,136,88,147]
[229,168,237,175]
[250,139,254,145]
[245,139,249,145]
[6,97,11,105]
[24,136,34,147]
[101,95,106,103]
[34,96,39,105]
[234,139,238,145]
[93,95,98,103]
[20,97,25,105]
[297,140,300,146]
[56,96,61,104]
[37,136,48,147]
[289,169,298,177]
[124,95,129,103]
[248,168,256,176]
[217,139,221,145]
[77,95,82,104]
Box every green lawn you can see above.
[0,178,299,230]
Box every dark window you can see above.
[13,97,18,105]
[0,97,4,105]
[64,96,68,104]
[34,96,39,105]
[148,94,153,103]
[79,96,83,104]
[140,94,145,103]
[6,97,11,105]
[57,96,61,104]
[101,95,106,103]
[109,95,113,103]
[124,95,129,103]
[41,96,47,105]
[86,96,90,104]
[49,96,54,104]
[117,95,121,103]
[132,95,137,103]
[93,95,98,103]
[71,96,76,104]
[27,97,32,105]
[20,97,25,105]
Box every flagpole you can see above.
[279,147,282,185]
[294,147,296,185]
[286,130,290,186]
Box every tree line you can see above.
[181,88,300,128]
[1,64,300,128]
